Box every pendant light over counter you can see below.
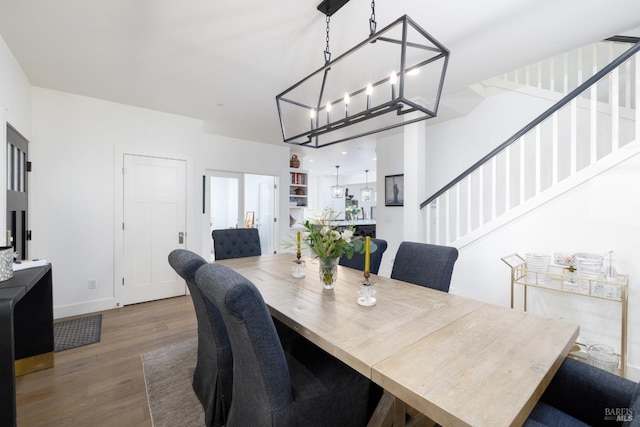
[360,169,373,201]
[331,165,344,198]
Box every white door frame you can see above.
[202,169,280,259]
[114,145,193,308]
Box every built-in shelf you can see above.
[289,168,308,228]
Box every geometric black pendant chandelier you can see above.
[275,0,449,148]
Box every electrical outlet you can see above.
[89,279,97,290]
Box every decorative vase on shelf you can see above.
[319,257,339,290]
[290,155,300,168]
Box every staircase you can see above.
[421,38,640,247]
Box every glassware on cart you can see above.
[525,253,551,284]
[604,250,617,281]
[554,252,576,291]
[586,344,619,374]
[574,253,603,294]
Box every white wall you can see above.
[375,132,404,276]
[450,151,640,379]
[31,87,204,316]
[27,88,290,318]
[426,87,555,194]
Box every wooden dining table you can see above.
[216,254,579,427]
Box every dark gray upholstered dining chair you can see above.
[390,241,459,292]
[168,249,232,427]
[211,228,261,260]
[339,238,388,275]
[195,263,371,427]
[211,227,295,346]
[525,357,639,426]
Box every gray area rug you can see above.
[142,337,204,427]
[54,313,102,352]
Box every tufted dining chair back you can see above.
[195,263,371,426]
[211,228,261,260]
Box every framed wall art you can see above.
[245,211,255,228]
[385,174,404,206]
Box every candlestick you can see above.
[364,236,371,273]
[297,231,301,254]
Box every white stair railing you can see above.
[422,41,640,247]
[499,39,634,105]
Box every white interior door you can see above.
[257,180,276,254]
[123,154,187,305]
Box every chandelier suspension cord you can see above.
[369,0,376,36]
[324,15,332,64]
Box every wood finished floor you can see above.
[16,296,197,427]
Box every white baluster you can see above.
[505,145,511,212]
[535,127,541,196]
[570,99,577,175]
[445,191,451,245]
[491,156,497,221]
[455,182,461,241]
[590,82,597,164]
[612,66,620,151]
[552,114,558,185]
[519,137,525,205]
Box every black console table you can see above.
[0,264,53,427]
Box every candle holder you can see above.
[292,253,306,278]
[357,271,376,306]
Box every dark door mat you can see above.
[54,313,102,352]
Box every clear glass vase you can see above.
[319,257,339,289]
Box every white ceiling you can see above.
[1,0,639,177]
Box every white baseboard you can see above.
[53,297,119,319]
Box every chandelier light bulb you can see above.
[390,71,397,99]
[326,102,332,124]
[366,84,373,110]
